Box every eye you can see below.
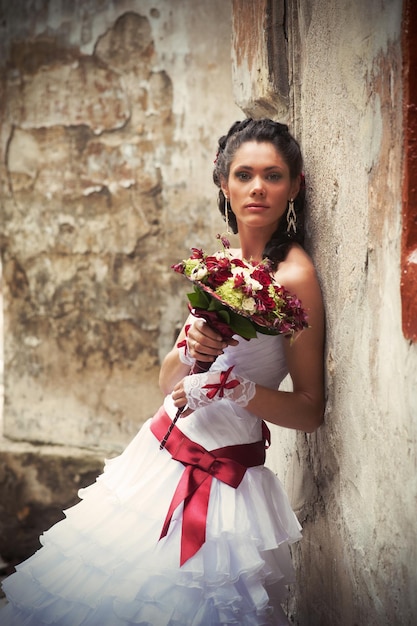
[235,171,251,181]
[267,172,283,181]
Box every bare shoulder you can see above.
[274,244,324,343]
[274,244,320,294]
[277,246,325,428]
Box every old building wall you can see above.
[233,1,416,624]
[293,6,417,624]
[0,0,241,451]
[0,0,241,563]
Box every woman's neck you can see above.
[238,226,274,263]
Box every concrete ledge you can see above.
[0,437,106,565]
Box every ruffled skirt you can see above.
[0,412,302,625]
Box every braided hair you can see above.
[212,118,305,269]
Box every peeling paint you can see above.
[0,1,241,456]
[401,0,417,341]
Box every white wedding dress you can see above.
[0,333,302,626]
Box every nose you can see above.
[250,176,265,196]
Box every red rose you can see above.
[251,267,273,287]
[255,290,276,311]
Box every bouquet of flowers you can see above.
[172,234,308,342]
[159,236,308,449]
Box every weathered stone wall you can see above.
[293,5,417,621]
[0,0,241,562]
[233,1,417,624]
[0,0,241,451]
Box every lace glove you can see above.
[183,366,256,411]
[177,324,196,367]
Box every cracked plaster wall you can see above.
[256,2,416,625]
[0,1,241,452]
[230,0,416,623]
[0,0,242,563]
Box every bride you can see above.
[1,117,324,625]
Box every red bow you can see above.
[150,408,268,565]
[176,324,191,353]
[202,365,240,400]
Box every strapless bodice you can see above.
[164,333,288,449]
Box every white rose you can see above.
[242,297,256,313]
[247,278,263,292]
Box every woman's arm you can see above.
[245,258,325,433]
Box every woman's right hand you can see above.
[185,318,238,364]
[159,316,238,396]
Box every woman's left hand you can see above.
[171,367,256,414]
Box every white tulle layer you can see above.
[1,416,302,626]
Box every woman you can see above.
[1,118,324,625]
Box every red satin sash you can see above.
[150,406,270,565]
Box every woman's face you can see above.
[221,140,300,235]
